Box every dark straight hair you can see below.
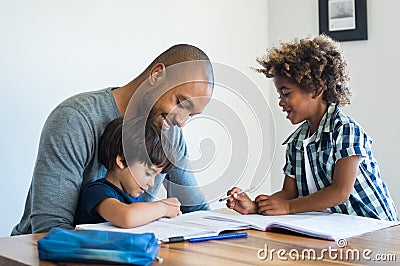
[98,116,174,173]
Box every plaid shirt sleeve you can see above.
[283,145,295,176]
[334,122,370,162]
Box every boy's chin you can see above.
[129,190,143,198]
[132,193,141,198]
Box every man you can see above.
[12,44,214,235]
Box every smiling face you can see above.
[137,62,214,131]
[148,80,213,131]
[274,76,327,132]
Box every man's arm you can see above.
[164,166,210,213]
[163,127,209,213]
[30,106,93,232]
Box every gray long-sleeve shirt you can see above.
[11,87,209,235]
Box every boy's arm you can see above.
[255,175,297,215]
[257,155,360,215]
[289,155,360,213]
[95,198,182,228]
[226,187,258,214]
[271,175,298,200]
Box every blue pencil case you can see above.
[38,227,158,265]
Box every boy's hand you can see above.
[255,195,290,215]
[161,198,182,218]
[226,187,257,214]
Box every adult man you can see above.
[12,44,214,235]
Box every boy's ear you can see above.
[115,155,126,169]
[313,89,324,99]
[148,63,166,85]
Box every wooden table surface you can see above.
[1,225,399,265]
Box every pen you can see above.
[160,236,188,243]
[188,232,248,243]
[218,188,252,202]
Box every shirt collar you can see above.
[282,104,338,148]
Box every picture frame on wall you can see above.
[319,0,368,42]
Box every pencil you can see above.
[218,188,252,202]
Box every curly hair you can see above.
[255,34,351,106]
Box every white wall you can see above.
[267,0,400,212]
[0,0,269,236]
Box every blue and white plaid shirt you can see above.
[283,104,398,221]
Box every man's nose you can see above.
[148,177,155,187]
[174,112,191,128]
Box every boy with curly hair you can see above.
[226,34,398,221]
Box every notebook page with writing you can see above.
[204,211,328,230]
[203,211,399,240]
[77,210,399,241]
[76,211,249,240]
[158,210,250,233]
[76,220,212,240]
[286,213,399,240]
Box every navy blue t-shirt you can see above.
[75,178,143,224]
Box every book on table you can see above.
[76,210,400,241]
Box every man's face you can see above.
[148,80,213,130]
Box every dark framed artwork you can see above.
[319,0,368,42]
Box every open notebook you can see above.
[76,210,399,241]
